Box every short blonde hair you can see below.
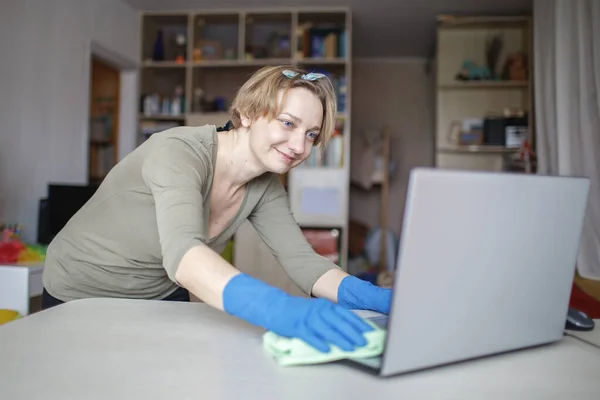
[230,65,338,146]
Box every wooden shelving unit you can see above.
[137,8,353,286]
[434,14,534,172]
[88,56,120,183]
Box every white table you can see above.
[1,299,600,399]
[0,262,44,316]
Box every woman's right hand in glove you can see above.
[222,273,373,352]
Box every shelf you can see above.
[192,58,292,67]
[439,80,529,89]
[139,119,184,139]
[436,16,530,89]
[437,145,521,154]
[138,7,353,272]
[437,15,531,30]
[434,13,533,172]
[185,112,231,127]
[139,114,186,121]
[296,219,348,230]
[297,57,347,65]
[89,56,119,184]
[142,61,187,68]
[298,10,347,24]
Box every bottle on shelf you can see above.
[170,86,184,116]
[152,30,165,61]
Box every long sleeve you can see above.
[248,174,340,295]
[141,137,211,282]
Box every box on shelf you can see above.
[302,228,340,264]
[288,167,348,228]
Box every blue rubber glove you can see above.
[222,273,374,353]
[337,275,392,314]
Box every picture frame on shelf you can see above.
[193,39,223,61]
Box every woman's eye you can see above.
[281,120,294,128]
[306,132,318,140]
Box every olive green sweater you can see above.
[43,125,337,302]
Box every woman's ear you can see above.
[240,114,252,128]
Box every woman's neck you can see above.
[215,127,266,190]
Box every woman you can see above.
[42,65,391,353]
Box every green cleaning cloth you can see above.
[262,320,386,367]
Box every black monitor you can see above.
[38,183,99,244]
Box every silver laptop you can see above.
[353,168,590,377]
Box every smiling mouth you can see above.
[276,149,297,163]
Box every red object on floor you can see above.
[569,283,600,319]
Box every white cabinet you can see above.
[0,263,44,316]
[287,167,348,228]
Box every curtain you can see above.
[534,0,600,279]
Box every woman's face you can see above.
[245,87,323,175]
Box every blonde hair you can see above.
[230,65,338,146]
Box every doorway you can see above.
[88,56,120,184]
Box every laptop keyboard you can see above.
[368,315,389,329]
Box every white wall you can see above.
[349,58,435,237]
[0,0,140,243]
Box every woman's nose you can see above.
[287,131,305,155]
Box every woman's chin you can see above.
[267,163,292,175]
